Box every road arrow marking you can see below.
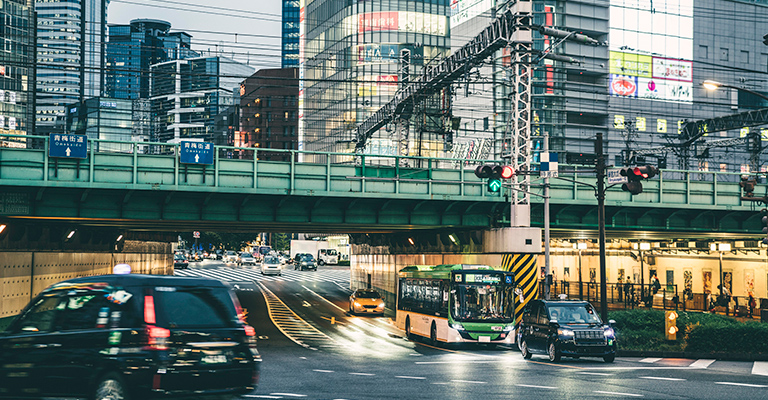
[66,147,71,156]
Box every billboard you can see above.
[609,0,693,103]
[450,0,494,27]
[351,12,447,36]
[357,43,424,66]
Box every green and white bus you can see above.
[396,264,517,346]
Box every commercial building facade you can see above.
[64,97,135,152]
[239,68,299,161]
[282,0,300,68]
[150,56,254,143]
[299,0,452,160]
[0,0,35,143]
[35,0,108,136]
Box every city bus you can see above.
[396,264,517,346]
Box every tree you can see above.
[272,233,290,251]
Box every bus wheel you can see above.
[405,318,413,340]
[430,323,438,346]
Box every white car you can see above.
[238,253,257,266]
[261,256,282,276]
[223,251,238,263]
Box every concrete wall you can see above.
[0,241,172,318]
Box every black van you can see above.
[518,299,617,363]
[0,274,261,399]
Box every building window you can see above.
[720,48,729,62]
[699,45,708,59]
[741,50,750,64]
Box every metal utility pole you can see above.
[595,132,608,322]
[543,131,551,299]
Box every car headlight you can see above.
[503,325,514,332]
[557,328,574,337]
[377,302,385,308]
[354,302,361,307]
[302,262,308,265]
[604,328,615,338]
[450,323,464,331]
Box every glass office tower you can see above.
[282,0,300,68]
[35,0,108,136]
[299,0,451,160]
[0,0,35,142]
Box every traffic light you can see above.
[740,175,756,197]
[665,310,678,340]
[761,209,768,245]
[475,164,514,192]
[620,165,659,195]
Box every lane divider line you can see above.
[715,382,768,388]
[396,376,427,380]
[640,376,686,381]
[594,390,643,397]
[257,281,332,349]
[751,361,768,376]
[516,384,557,389]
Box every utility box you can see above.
[761,309,768,323]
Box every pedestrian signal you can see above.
[665,310,678,340]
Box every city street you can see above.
[175,263,768,400]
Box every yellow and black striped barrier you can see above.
[502,253,538,324]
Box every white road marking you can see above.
[689,359,716,369]
[396,376,427,380]
[716,382,768,388]
[577,372,614,376]
[639,357,662,363]
[451,379,487,384]
[349,372,376,376]
[595,390,643,397]
[516,384,557,389]
[416,360,502,365]
[752,361,768,376]
[432,382,450,385]
[243,396,282,399]
[271,394,308,398]
[409,353,423,356]
[640,376,686,381]
[313,369,334,373]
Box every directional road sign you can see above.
[180,141,214,165]
[49,134,87,159]
[607,168,628,184]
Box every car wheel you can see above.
[93,373,129,400]
[548,341,561,362]
[520,339,532,359]
[603,354,615,363]
[430,323,438,346]
[318,260,324,266]
[405,317,413,340]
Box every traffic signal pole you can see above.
[595,132,609,323]
[544,131,551,300]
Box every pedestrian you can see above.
[707,294,716,313]
[721,284,731,316]
[748,292,757,318]
[624,278,632,306]
[617,277,624,302]
[651,274,661,295]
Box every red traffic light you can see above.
[500,165,514,179]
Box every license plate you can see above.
[201,355,227,364]
[478,336,491,343]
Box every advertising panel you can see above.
[358,11,399,33]
[356,12,447,36]
[609,51,651,78]
[357,44,424,66]
[652,57,692,82]
[610,75,638,98]
[358,75,398,97]
[450,0,494,27]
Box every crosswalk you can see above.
[633,357,768,376]
[174,265,351,286]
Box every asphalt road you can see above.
[176,261,768,400]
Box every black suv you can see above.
[293,253,317,271]
[518,299,617,363]
[0,274,261,399]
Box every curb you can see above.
[618,349,768,361]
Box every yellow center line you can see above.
[320,316,346,325]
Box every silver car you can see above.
[261,256,282,276]
[238,253,257,266]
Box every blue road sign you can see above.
[180,141,214,165]
[49,134,87,159]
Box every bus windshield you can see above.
[258,246,272,255]
[452,282,514,323]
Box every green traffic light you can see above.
[488,179,502,192]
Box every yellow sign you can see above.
[740,127,749,138]
[657,119,667,133]
[636,117,646,131]
[614,115,625,129]
[609,51,652,78]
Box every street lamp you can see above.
[633,242,651,301]
[702,80,768,102]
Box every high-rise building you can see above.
[0,0,35,143]
[239,68,299,161]
[299,0,452,160]
[105,19,198,100]
[150,56,254,143]
[282,0,300,68]
[35,0,109,136]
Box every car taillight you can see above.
[145,325,170,350]
[244,325,256,336]
[144,295,156,324]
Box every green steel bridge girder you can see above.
[0,145,762,235]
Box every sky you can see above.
[107,0,284,70]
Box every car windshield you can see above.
[299,254,314,261]
[240,253,252,257]
[264,256,280,264]
[226,251,236,256]
[452,283,514,323]
[356,290,381,298]
[548,304,602,324]
[174,254,185,260]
